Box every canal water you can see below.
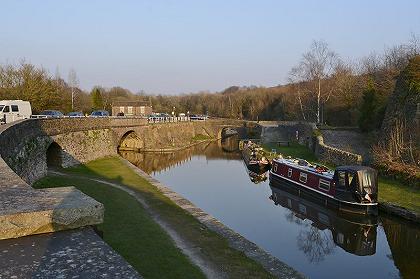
[120,139,420,279]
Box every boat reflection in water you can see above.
[269,183,378,260]
[247,169,268,184]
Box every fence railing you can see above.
[26,115,207,123]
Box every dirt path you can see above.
[48,170,227,279]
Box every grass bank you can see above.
[34,156,274,279]
[262,142,420,214]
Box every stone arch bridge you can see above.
[0,118,246,186]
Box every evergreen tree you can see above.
[358,80,379,132]
[91,87,103,110]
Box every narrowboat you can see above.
[269,157,378,215]
[269,185,377,256]
[240,141,271,175]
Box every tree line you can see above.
[0,35,418,129]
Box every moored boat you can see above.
[269,157,378,215]
[240,140,271,175]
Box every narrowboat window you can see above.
[319,179,330,191]
[273,164,277,172]
[3,106,9,113]
[0,105,4,112]
[288,168,292,177]
[299,172,307,183]
[287,199,292,208]
[11,105,19,112]
[348,172,355,185]
[361,172,373,187]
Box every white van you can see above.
[0,100,32,124]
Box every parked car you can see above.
[39,110,64,118]
[162,113,172,118]
[0,100,32,124]
[91,110,110,117]
[190,114,208,121]
[67,111,84,117]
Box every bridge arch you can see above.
[118,130,143,152]
[46,142,63,168]
[218,127,239,140]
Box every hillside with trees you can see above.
[374,56,420,183]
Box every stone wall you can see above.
[0,119,123,184]
[319,128,370,164]
[257,121,363,166]
[52,129,116,168]
[314,135,363,166]
[259,121,316,148]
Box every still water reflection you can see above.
[120,139,420,279]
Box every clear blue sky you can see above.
[1,0,419,94]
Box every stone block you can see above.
[0,186,104,240]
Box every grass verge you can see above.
[262,142,318,162]
[262,142,420,214]
[34,156,274,279]
[34,174,205,279]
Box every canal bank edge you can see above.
[118,157,305,279]
[379,202,420,223]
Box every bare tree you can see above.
[290,40,339,123]
[289,66,307,120]
[68,69,79,111]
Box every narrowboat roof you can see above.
[273,157,335,179]
[335,166,376,172]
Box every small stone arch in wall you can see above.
[118,130,143,152]
[46,142,63,168]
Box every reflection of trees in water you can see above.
[297,224,335,263]
[120,139,241,174]
[381,215,420,279]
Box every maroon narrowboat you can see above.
[269,158,378,215]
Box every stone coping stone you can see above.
[0,227,141,278]
[0,186,104,240]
